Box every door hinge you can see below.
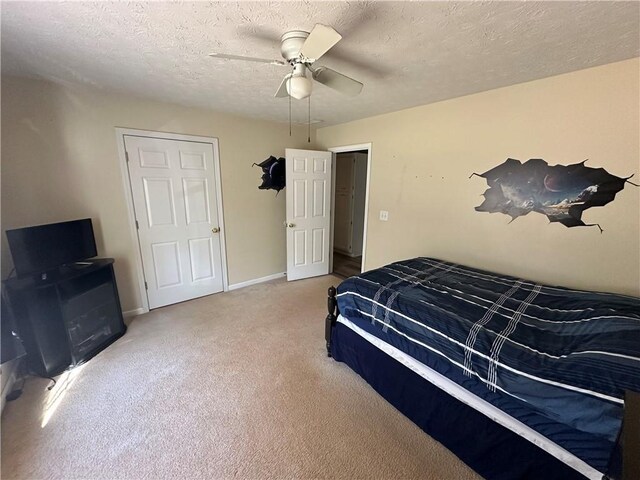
[144,281,148,290]
[125,151,130,163]
[135,220,139,230]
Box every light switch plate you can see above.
[379,210,389,221]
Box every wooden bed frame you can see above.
[324,286,338,357]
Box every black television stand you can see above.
[70,261,93,267]
[3,258,127,376]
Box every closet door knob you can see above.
[211,227,220,234]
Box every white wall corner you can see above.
[123,307,147,325]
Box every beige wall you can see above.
[1,76,313,312]
[317,59,640,296]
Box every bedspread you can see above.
[336,257,640,471]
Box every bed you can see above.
[324,257,640,480]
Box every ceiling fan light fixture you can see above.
[286,74,312,100]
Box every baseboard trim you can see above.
[123,307,146,325]
[122,274,287,315]
[334,249,362,258]
[228,272,286,291]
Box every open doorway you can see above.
[329,145,371,278]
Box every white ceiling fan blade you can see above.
[209,53,286,66]
[312,67,363,96]
[299,24,342,62]
[274,74,292,97]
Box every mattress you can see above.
[335,257,640,477]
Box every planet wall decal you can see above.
[470,158,637,232]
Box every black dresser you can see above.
[3,258,126,376]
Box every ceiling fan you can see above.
[209,24,364,100]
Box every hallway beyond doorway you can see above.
[333,252,362,278]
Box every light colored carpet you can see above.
[1,275,480,480]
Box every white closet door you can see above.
[125,135,224,309]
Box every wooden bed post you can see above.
[325,286,338,357]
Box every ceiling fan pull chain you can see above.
[289,77,292,137]
[308,95,311,143]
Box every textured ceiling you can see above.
[2,1,639,126]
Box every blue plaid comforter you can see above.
[336,257,640,472]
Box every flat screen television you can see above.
[6,219,98,277]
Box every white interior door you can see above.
[124,135,224,309]
[285,149,332,281]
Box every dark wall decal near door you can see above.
[253,156,286,194]
[470,158,637,232]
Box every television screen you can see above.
[6,219,97,277]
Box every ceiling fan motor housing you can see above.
[280,30,309,62]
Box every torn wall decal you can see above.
[253,156,286,194]
[470,158,637,232]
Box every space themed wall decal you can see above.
[253,156,286,194]
[470,158,637,233]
